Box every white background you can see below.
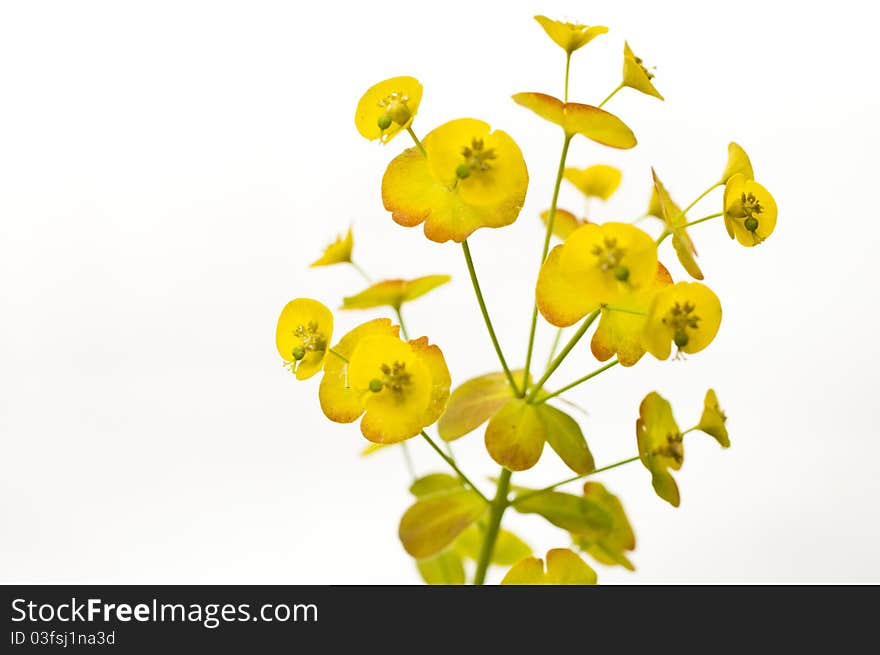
[2,0,878,584]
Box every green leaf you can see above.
[513,490,612,541]
[438,370,524,442]
[454,525,532,566]
[416,550,465,585]
[485,398,545,471]
[572,482,636,570]
[399,489,487,559]
[536,404,595,475]
[341,275,451,310]
[501,548,597,585]
[409,473,461,497]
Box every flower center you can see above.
[377,91,412,129]
[661,301,700,349]
[634,55,655,80]
[369,360,413,400]
[292,322,327,359]
[456,138,497,179]
[591,237,630,281]
[653,431,683,463]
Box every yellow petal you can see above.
[354,76,422,144]
[501,548,597,585]
[319,318,399,423]
[719,142,754,184]
[484,398,545,471]
[651,170,703,280]
[564,164,622,201]
[341,275,451,310]
[310,227,353,267]
[697,388,730,448]
[275,298,333,380]
[512,93,637,149]
[408,336,452,431]
[643,282,722,360]
[636,392,683,507]
[438,370,523,442]
[399,488,487,559]
[536,244,599,327]
[534,15,608,54]
[540,208,583,240]
[622,42,664,100]
[724,174,777,247]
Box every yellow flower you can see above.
[536,222,658,327]
[310,227,353,268]
[564,164,622,201]
[719,142,754,184]
[591,263,672,366]
[622,42,664,100]
[512,93,637,149]
[275,298,333,380]
[382,118,529,243]
[723,173,777,246]
[319,319,451,444]
[355,76,423,144]
[341,275,451,311]
[636,392,684,506]
[652,169,703,280]
[643,282,722,360]
[533,15,608,55]
[540,208,584,241]
[696,388,730,448]
[501,548,597,585]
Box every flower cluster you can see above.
[276,14,777,585]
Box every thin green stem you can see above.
[349,260,372,284]
[545,327,564,370]
[681,183,722,218]
[564,52,571,102]
[400,442,416,481]
[522,134,573,394]
[511,456,640,505]
[525,309,600,403]
[406,126,426,156]
[420,431,488,504]
[473,467,512,585]
[657,212,724,245]
[537,359,619,404]
[462,240,519,395]
[598,83,624,109]
[603,305,647,316]
[394,306,409,341]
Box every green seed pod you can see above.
[673,330,689,349]
[744,217,759,232]
[455,164,471,179]
[369,379,384,393]
[377,114,393,130]
[613,265,630,282]
[292,346,306,361]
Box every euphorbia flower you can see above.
[512,93,637,149]
[533,15,608,55]
[723,173,777,246]
[319,319,451,443]
[636,392,684,506]
[355,76,423,144]
[696,389,730,448]
[382,118,529,243]
[591,263,673,366]
[622,42,664,100]
[536,222,658,327]
[652,169,703,280]
[564,164,622,202]
[643,282,722,360]
[341,275,451,311]
[310,227,353,268]
[275,298,333,380]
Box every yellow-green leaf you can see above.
[360,442,392,457]
[513,490,612,541]
[637,391,683,507]
[536,404,595,475]
[454,525,532,566]
[719,142,754,184]
[696,388,730,448]
[438,371,524,442]
[572,482,636,570]
[399,489,487,559]
[484,398,545,471]
[501,548,597,585]
[409,473,461,497]
[416,550,465,585]
[342,274,451,310]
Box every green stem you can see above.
[394,306,409,341]
[462,240,519,395]
[657,212,724,245]
[473,467,512,585]
[525,310,600,403]
[545,327,564,370]
[400,442,416,481]
[537,359,619,404]
[522,134,573,394]
[512,456,640,504]
[420,431,488,504]
[681,183,721,217]
[349,260,372,284]
[406,126,426,156]
[564,52,571,102]
[598,83,624,109]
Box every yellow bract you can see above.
[501,548,597,585]
[275,298,333,380]
[573,482,636,570]
[310,227,353,268]
[355,76,423,144]
[637,392,684,506]
[342,275,451,311]
[643,282,722,360]
[697,388,730,448]
[540,208,583,240]
[622,42,664,100]
[533,15,608,55]
[564,164,622,201]
[652,169,703,280]
[591,263,673,366]
[537,222,658,327]
[719,142,754,184]
[512,93,637,149]
[724,173,777,246]
[320,320,451,444]
[382,118,529,243]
